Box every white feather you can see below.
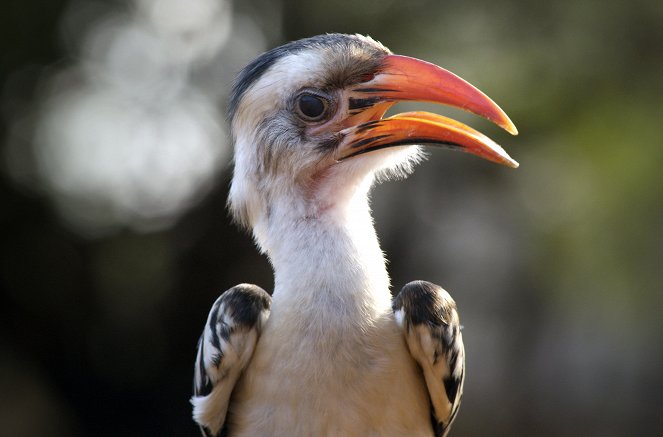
[221,36,436,436]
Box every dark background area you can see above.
[2,0,662,435]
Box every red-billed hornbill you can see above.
[191,34,517,437]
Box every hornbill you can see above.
[192,34,517,437]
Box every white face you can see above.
[228,39,422,235]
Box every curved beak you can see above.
[336,54,519,168]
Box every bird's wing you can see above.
[191,284,271,437]
[393,281,465,437]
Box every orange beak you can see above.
[336,54,519,168]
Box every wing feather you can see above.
[393,280,465,437]
[191,284,271,437]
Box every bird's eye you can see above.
[296,93,329,121]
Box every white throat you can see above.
[227,164,433,437]
[257,175,392,320]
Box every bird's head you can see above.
[228,34,517,250]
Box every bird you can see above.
[191,33,518,437]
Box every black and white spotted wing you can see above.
[393,281,465,437]
[191,284,271,437]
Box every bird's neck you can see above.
[259,185,392,317]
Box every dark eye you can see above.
[296,93,328,121]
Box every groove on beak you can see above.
[338,112,518,168]
[337,54,519,167]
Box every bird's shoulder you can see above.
[192,283,271,436]
[392,280,465,437]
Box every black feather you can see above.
[192,284,272,435]
[394,280,465,437]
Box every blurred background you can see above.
[1,0,662,435]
